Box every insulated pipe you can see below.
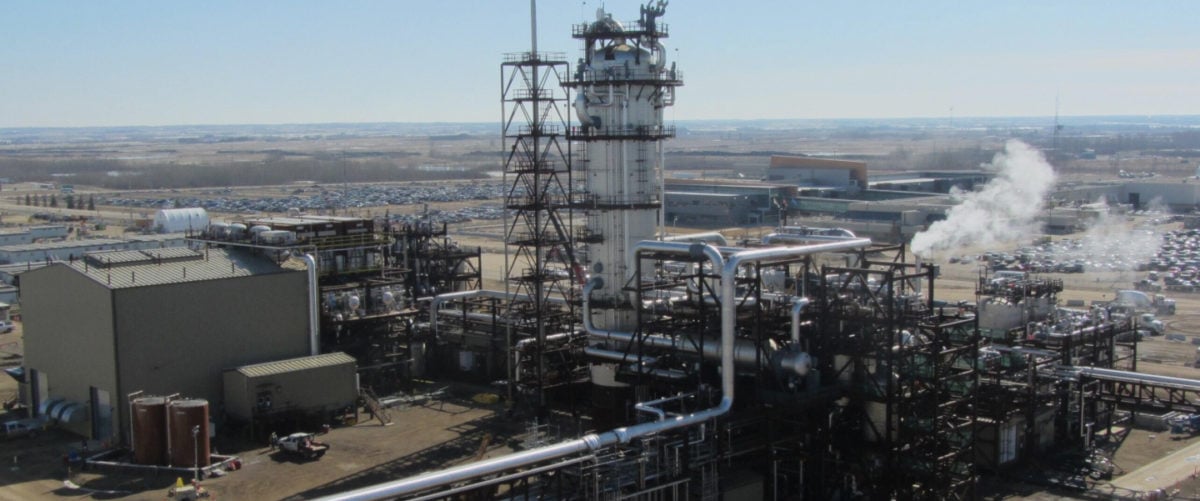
[662,231,729,246]
[515,332,576,351]
[584,346,658,366]
[762,233,866,245]
[321,240,868,501]
[430,290,520,338]
[791,297,811,345]
[300,254,320,356]
[1068,366,1200,391]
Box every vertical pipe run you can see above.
[301,253,320,356]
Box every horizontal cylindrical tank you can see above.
[168,399,210,468]
[207,222,230,239]
[259,230,296,245]
[132,397,168,465]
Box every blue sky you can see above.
[2,0,1197,127]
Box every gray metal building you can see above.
[223,352,358,423]
[19,247,310,442]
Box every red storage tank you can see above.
[167,399,210,467]
[131,397,168,465]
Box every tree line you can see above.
[15,193,96,210]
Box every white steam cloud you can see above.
[910,140,1056,257]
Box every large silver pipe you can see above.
[321,239,868,501]
[662,231,729,246]
[430,290,520,338]
[763,233,866,245]
[300,253,320,356]
[1068,366,1200,391]
[584,346,658,365]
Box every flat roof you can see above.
[233,352,357,378]
[666,191,746,198]
[52,247,299,289]
[0,233,184,253]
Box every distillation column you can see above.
[565,2,681,423]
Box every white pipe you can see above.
[322,240,868,501]
[300,254,320,356]
[791,297,811,345]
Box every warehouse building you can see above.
[19,246,311,442]
[764,155,869,192]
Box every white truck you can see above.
[1139,313,1165,336]
[275,432,329,460]
[2,418,44,439]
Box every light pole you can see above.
[191,425,200,481]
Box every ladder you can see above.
[360,387,393,426]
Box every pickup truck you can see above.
[275,432,329,459]
[2,419,44,439]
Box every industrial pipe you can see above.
[300,253,320,356]
[662,231,729,247]
[1066,366,1200,391]
[791,297,811,345]
[321,239,868,501]
[584,346,658,366]
[429,290,520,338]
[583,242,820,377]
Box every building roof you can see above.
[0,233,184,253]
[768,155,867,170]
[233,352,356,378]
[57,246,299,289]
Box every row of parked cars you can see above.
[100,181,509,215]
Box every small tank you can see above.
[167,399,210,467]
[132,397,168,465]
[228,223,248,239]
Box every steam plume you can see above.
[910,140,1056,257]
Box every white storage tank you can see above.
[153,208,209,234]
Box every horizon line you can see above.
[3,113,1199,132]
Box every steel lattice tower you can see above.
[500,4,579,412]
